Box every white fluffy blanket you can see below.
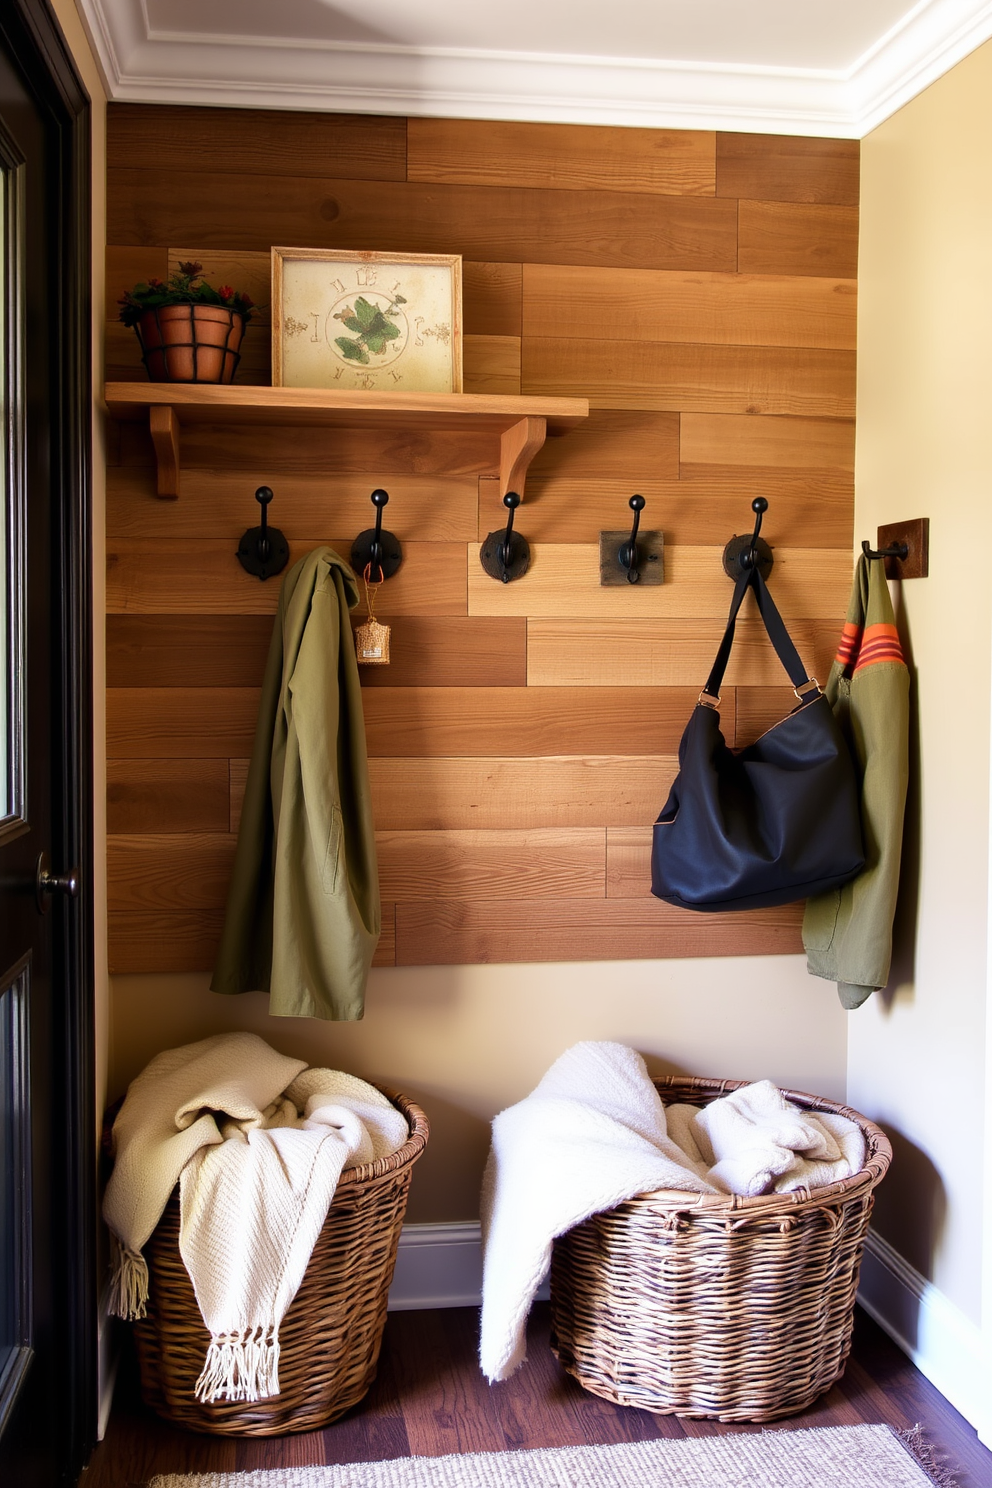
[480,1042,865,1383]
[103,1032,408,1404]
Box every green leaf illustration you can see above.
[340,313,365,334]
[335,336,370,364]
[353,296,380,329]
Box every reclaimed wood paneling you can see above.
[680,411,856,471]
[716,134,860,206]
[367,757,677,831]
[377,829,606,900]
[394,898,804,964]
[408,119,715,196]
[105,106,858,973]
[361,687,700,756]
[107,467,481,542]
[107,539,468,615]
[522,338,855,417]
[738,200,859,278]
[526,617,842,688]
[107,168,739,272]
[469,545,851,619]
[108,905,397,974]
[522,264,856,349]
[107,104,408,181]
[107,759,231,833]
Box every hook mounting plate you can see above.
[237,525,290,581]
[722,534,773,581]
[598,530,665,586]
[351,528,403,581]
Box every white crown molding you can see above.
[76,0,992,137]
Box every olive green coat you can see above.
[210,547,380,1020]
[802,554,910,1010]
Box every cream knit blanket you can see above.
[481,1042,865,1383]
[103,1032,408,1404]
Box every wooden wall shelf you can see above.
[103,383,590,500]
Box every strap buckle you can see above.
[793,677,820,700]
[698,690,721,709]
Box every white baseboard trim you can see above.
[387,1221,549,1312]
[858,1229,990,1439]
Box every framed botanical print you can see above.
[272,247,463,393]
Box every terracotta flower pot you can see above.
[135,303,246,383]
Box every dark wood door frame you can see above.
[0,0,94,1479]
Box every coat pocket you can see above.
[321,804,344,895]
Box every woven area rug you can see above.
[148,1423,948,1488]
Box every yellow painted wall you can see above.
[849,38,992,1323]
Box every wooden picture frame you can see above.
[272,247,463,393]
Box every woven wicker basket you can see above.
[549,1076,891,1423]
[129,1088,428,1436]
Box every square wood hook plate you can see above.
[877,517,929,579]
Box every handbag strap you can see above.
[702,566,817,701]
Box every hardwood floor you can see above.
[80,1304,992,1486]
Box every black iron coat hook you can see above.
[237,486,290,581]
[480,491,531,583]
[351,488,403,582]
[862,539,908,561]
[722,497,774,580]
[618,495,646,584]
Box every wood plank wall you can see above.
[104,106,858,975]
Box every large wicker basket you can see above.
[549,1076,891,1423]
[130,1088,428,1436]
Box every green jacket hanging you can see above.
[211,547,380,1020]
[803,553,910,1010]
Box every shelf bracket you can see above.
[499,416,546,501]
[149,405,179,499]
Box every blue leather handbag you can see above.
[651,565,864,912]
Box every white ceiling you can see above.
[78,0,992,136]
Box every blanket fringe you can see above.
[108,1238,149,1321]
[195,1328,281,1404]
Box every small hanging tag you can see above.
[356,617,391,665]
[357,565,391,666]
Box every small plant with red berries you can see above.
[117,260,255,327]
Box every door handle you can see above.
[35,852,80,914]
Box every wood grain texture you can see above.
[522,338,855,417]
[107,539,468,616]
[408,119,715,196]
[107,759,231,833]
[716,134,859,206]
[463,335,521,395]
[463,261,522,336]
[107,466,481,541]
[108,613,530,691]
[108,904,396,974]
[367,756,677,830]
[84,1305,992,1488]
[362,687,701,756]
[107,169,739,272]
[480,472,851,548]
[527,409,681,481]
[104,104,862,977]
[527,617,842,688]
[107,103,408,181]
[469,545,852,619]
[606,826,654,898]
[522,264,856,350]
[680,412,855,471]
[107,688,261,758]
[738,200,859,279]
[394,897,804,964]
[377,829,606,900]
[107,833,237,910]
